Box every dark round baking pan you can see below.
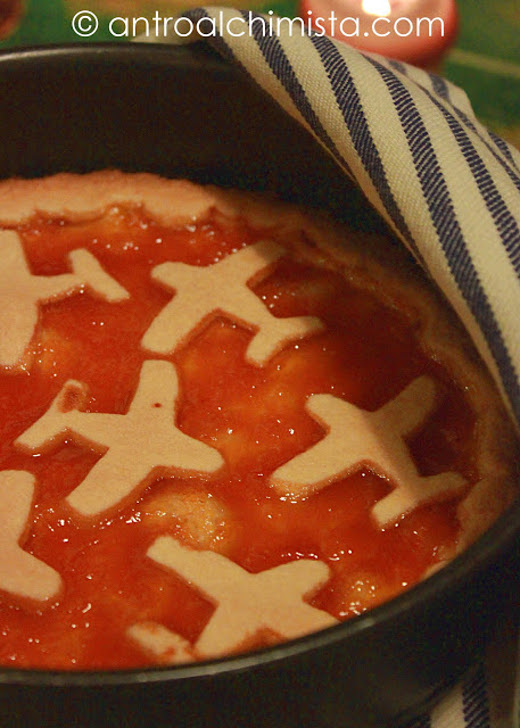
[0,42,519,728]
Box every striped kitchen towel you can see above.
[149,7,520,727]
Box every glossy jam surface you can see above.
[0,208,475,669]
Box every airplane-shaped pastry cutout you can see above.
[270,376,467,526]
[15,361,224,517]
[0,470,62,603]
[128,536,337,661]
[0,230,129,368]
[141,240,324,366]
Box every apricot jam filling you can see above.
[0,207,478,669]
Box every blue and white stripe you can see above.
[405,662,492,728]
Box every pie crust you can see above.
[0,170,517,668]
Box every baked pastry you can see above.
[0,171,516,669]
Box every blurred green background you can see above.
[1,0,519,145]
[444,0,520,144]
